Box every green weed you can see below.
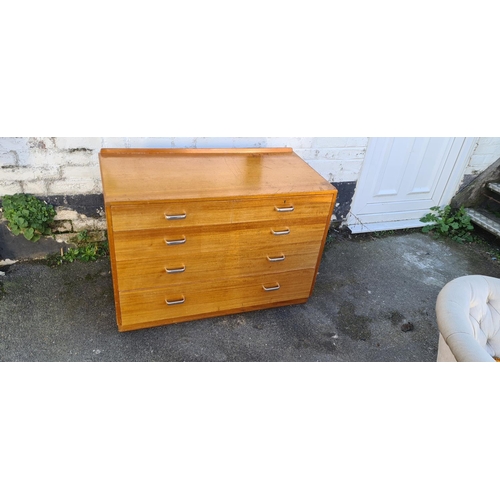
[1,193,56,242]
[45,231,109,267]
[420,205,475,243]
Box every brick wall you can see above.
[464,137,500,177]
[0,137,101,196]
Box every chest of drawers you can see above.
[99,148,337,332]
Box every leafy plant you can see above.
[420,205,475,243]
[76,230,89,243]
[45,231,109,267]
[63,248,80,263]
[1,193,56,242]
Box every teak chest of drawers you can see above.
[99,148,337,332]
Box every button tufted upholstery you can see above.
[436,275,500,362]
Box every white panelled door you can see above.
[346,137,477,233]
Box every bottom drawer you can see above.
[118,268,316,329]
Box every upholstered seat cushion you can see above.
[436,275,500,362]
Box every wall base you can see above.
[0,194,107,261]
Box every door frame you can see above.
[346,137,479,233]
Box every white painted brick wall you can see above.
[1,165,59,182]
[296,147,366,161]
[464,137,500,176]
[0,151,17,167]
[1,181,23,196]
[47,178,98,195]
[55,137,102,150]
[306,159,365,183]
[21,180,50,194]
[231,137,268,148]
[0,137,30,152]
[266,137,314,149]
[311,137,369,148]
[193,137,268,148]
[123,137,270,149]
[0,137,102,196]
[101,137,128,148]
[59,165,101,179]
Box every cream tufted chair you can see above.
[436,275,500,362]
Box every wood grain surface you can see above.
[99,148,336,203]
[99,148,337,331]
[118,269,316,328]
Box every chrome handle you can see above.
[263,283,280,292]
[165,296,185,305]
[271,228,290,236]
[165,265,186,274]
[275,206,294,212]
[165,237,186,245]
[165,213,186,220]
[267,254,286,262]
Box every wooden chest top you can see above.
[99,147,336,204]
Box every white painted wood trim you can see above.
[344,137,377,231]
[347,218,427,234]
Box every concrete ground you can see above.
[2,229,500,362]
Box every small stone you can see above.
[401,322,414,332]
[72,216,107,232]
[54,233,78,244]
[0,259,18,266]
[54,208,79,221]
[51,221,73,233]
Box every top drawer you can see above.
[110,200,232,232]
[231,194,334,223]
[110,193,334,232]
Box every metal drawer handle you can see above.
[165,213,187,220]
[263,283,281,292]
[165,265,186,274]
[267,254,286,262]
[165,237,186,245]
[166,296,185,305]
[271,228,290,236]
[275,206,294,212]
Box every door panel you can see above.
[347,137,476,233]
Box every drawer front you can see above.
[231,194,334,223]
[116,245,321,291]
[119,269,316,327]
[112,222,327,262]
[110,200,232,231]
[110,194,334,232]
